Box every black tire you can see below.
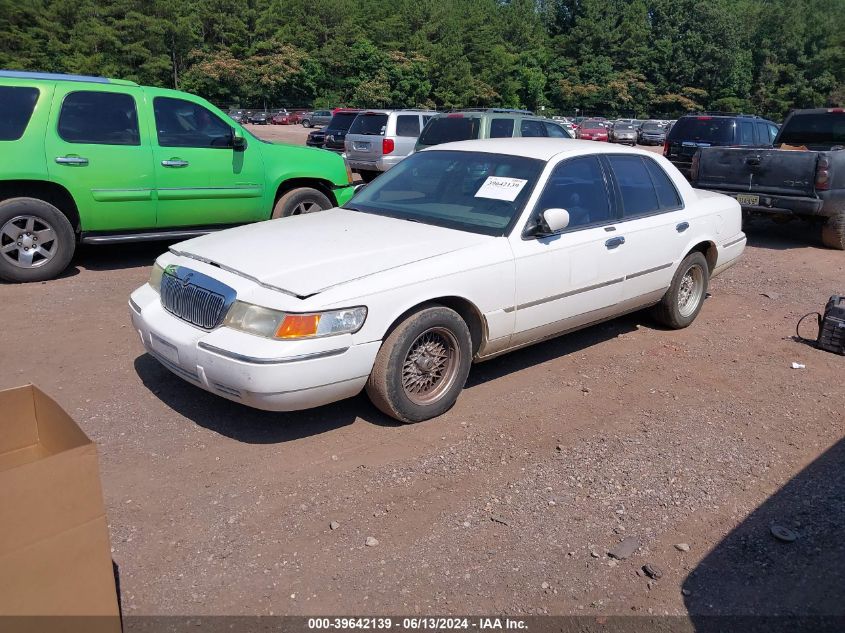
[652,251,710,329]
[359,170,379,183]
[301,119,311,128]
[271,187,333,219]
[366,306,472,423]
[821,210,845,250]
[0,197,76,283]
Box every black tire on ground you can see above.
[652,251,710,329]
[821,210,845,250]
[0,197,76,283]
[301,119,311,128]
[366,306,473,423]
[271,187,333,219]
[359,171,379,183]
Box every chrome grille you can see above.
[160,266,235,329]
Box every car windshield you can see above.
[642,122,664,131]
[583,120,604,128]
[326,112,359,132]
[348,113,388,135]
[668,117,734,143]
[778,113,845,147]
[417,116,481,146]
[344,150,543,236]
[614,124,635,130]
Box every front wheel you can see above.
[271,187,333,218]
[366,306,472,423]
[821,210,845,250]
[0,197,76,283]
[652,251,709,329]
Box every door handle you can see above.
[676,222,690,233]
[605,236,625,249]
[55,156,88,166]
[161,159,189,168]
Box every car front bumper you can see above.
[129,284,379,411]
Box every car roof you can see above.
[423,138,652,161]
[0,69,138,86]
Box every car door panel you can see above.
[509,156,626,347]
[149,94,266,228]
[44,86,156,231]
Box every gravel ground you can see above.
[0,126,842,620]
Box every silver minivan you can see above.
[344,109,435,182]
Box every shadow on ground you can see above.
[743,218,825,251]
[134,312,644,442]
[684,436,845,632]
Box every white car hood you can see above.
[170,208,491,297]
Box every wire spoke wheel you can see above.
[677,263,705,318]
[401,327,461,406]
[0,214,59,269]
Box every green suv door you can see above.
[149,93,267,227]
[44,84,156,231]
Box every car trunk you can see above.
[345,113,389,166]
[695,147,822,197]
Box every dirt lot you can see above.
[0,126,843,620]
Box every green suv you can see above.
[0,71,356,282]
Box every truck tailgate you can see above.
[696,147,819,197]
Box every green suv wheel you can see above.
[0,198,76,283]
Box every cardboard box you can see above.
[0,385,121,631]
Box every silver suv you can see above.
[415,109,572,152]
[344,109,435,182]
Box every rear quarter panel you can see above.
[0,80,53,181]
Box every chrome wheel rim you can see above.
[402,327,461,406]
[291,200,323,215]
[677,264,705,318]
[0,215,58,269]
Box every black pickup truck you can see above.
[691,108,845,249]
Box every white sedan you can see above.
[129,139,746,423]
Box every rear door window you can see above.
[643,159,683,209]
[520,119,547,137]
[417,116,481,146]
[395,115,421,137]
[153,97,233,148]
[490,118,515,138]
[739,121,755,145]
[58,91,140,146]
[0,86,39,141]
[349,113,389,136]
[608,155,661,217]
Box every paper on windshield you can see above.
[475,176,528,202]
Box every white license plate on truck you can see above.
[736,194,759,205]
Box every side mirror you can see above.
[232,129,247,151]
[352,182,367,195]
[542,208,570,233]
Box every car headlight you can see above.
[223,302,367,340]
[149,262,165,293]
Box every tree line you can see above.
[1,0,843,120]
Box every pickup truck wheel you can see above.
[652,251,709,329]
[271,188,332,219]
[821,211,845,250]
[0,198,75,283]
[366,306,472,423]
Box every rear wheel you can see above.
[271,187,333,219]
[0,197,75,283]
[652,251,709,329]
[366,306,472,423]
[821,210,845,250]
[301,119,312,128]
[359,171,379,183]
